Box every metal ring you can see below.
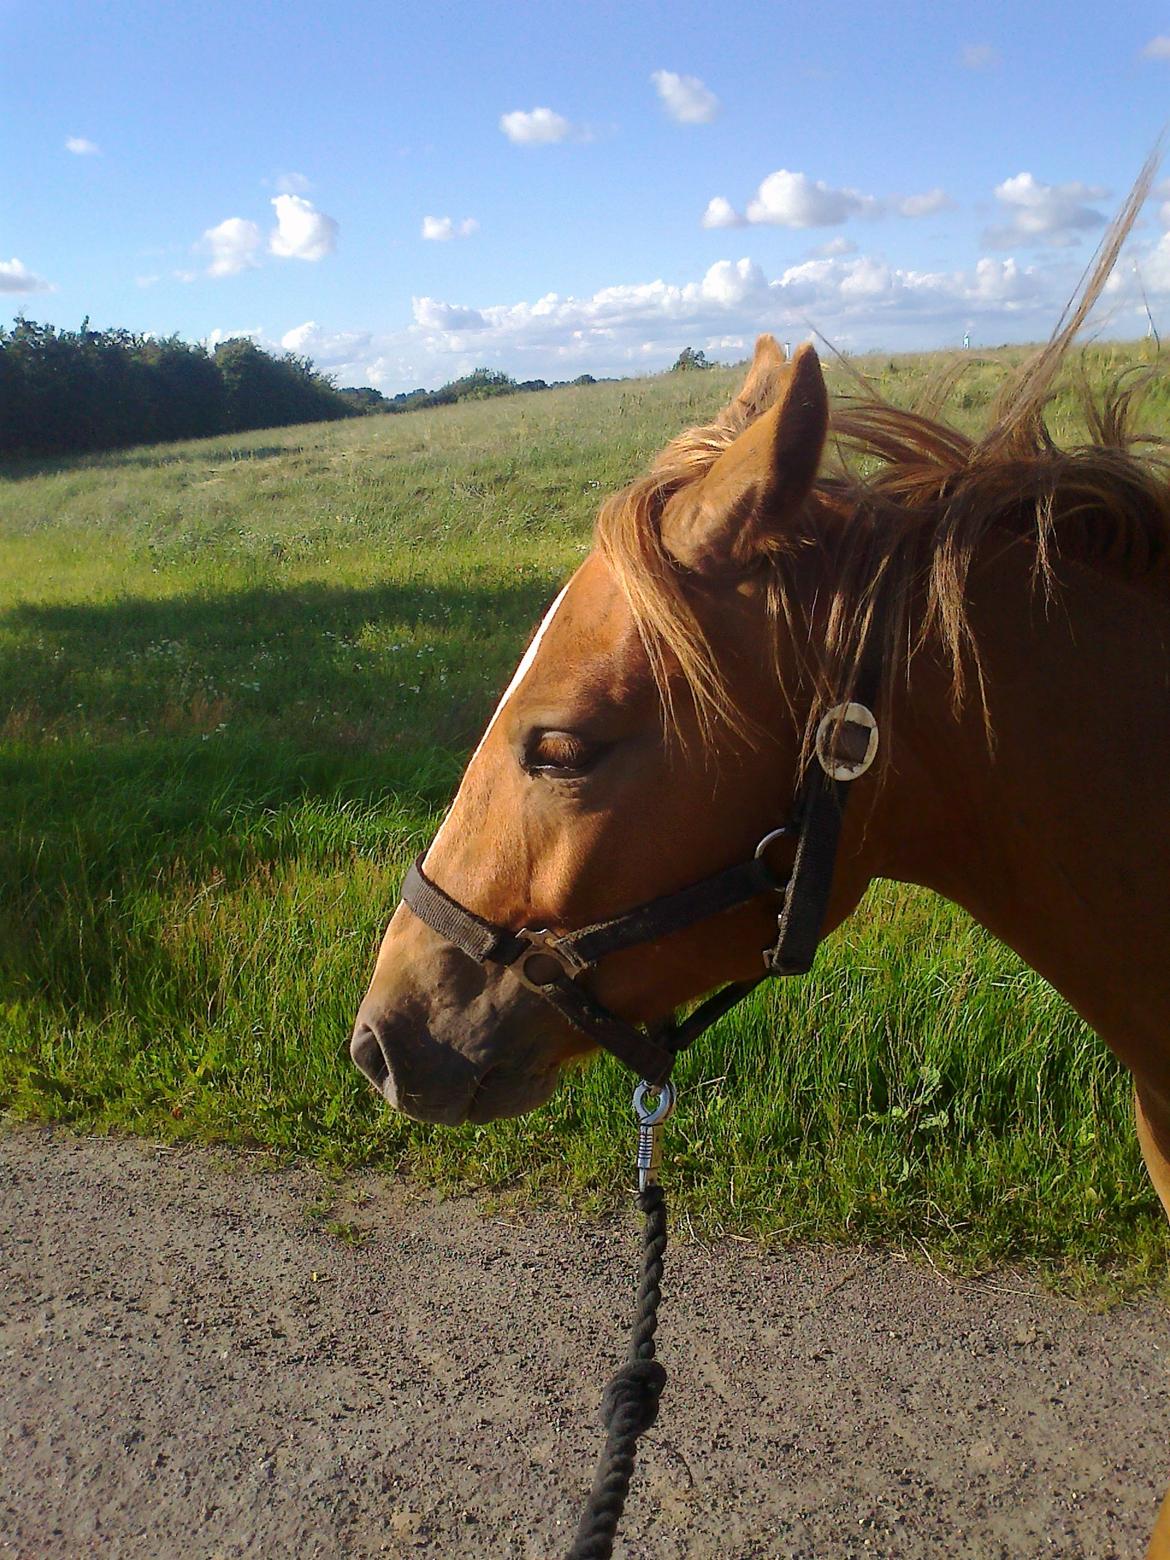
[633,1080,676,1125]
[815,702,879,781]
[754,826,790,859]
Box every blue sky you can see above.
[6,0,1170,391]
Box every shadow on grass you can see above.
[0,440,305,484]
[0,572,558,1019]
[2,573,558,742]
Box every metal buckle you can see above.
[512,928,588,992]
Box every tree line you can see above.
[0,319,355,460]
[338,365,598,415]
[0,317,710,462]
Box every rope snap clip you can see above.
[633,1079,676,1192]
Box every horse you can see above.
[350,173,1170,1554]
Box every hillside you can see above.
[2,341,1168,1285]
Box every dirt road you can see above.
[2,1127,1168,1558]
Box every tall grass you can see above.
[2,347,1167,1287]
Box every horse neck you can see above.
[867,538,1170,1083]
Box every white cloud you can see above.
[967,256,1038,304]
[701,196,743,229]
[203,217,263,278]
[961,43,999,69]
[386,252,1050,381]
[744,168,879,228]
[898,188,954,218]
[65,135,100,155]
[135,274,161,289]
[1143,35,1170,60]
[275,171,312,194]
[279,227,1170,393]
[985,171,1107,247]
[269,195,338,261]
[412,297,487,331]
[0,257,53,294]
[204,327,264,350]
[699,258,770,307]
[421,215,479,241]
[500,107,573,145]
[651,69,719,124]
[810,235,857,258]
[280,321,373,364]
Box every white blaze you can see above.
[423,583,570,865]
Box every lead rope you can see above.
[566,1082,675,1560]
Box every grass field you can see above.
[2,342,1168,1291]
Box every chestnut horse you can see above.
[351,187,1170,1553]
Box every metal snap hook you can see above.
[633,1079,676,1125]
[633,1079,676,1192]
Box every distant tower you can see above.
[783,341,792,360]
[963,329,971,350]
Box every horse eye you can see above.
[524,730,598,776]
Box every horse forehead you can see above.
[531,553,636,677]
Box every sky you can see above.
[6,1,1170,393]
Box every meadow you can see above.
[2,342,1168,1289]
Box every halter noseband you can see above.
[399,672,880,1087]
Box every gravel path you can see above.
[1,1126,1168,1558]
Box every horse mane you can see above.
[596,154,1170,751]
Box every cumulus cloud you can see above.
[203,217,263,278]
[280,229,1169,394]
[744,169,879,227]
[898,188,954,218]
[810,235,858,258]
[0,257,53,293]
[65,135,100,155]
[499,107,573,144]
[961,43,999,69]
[412,297,487,331]
[269,195,338,261]
[204,326,264,350]
[281,321,373,363]
[1143,35,1170,60]
[275,171,312,194]
[397,252,1049,378]
[701,196,743,229]
[984,171,1107,247]
[421,214,479,241]
[651,69,719,124]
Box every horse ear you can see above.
[660,342,828,575]
[730,332,789,420]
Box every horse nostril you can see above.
[350,1024,389,1089]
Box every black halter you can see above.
[401,690,879,1087]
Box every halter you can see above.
[401,687,880,1087]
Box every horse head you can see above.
[350,340,879,1123]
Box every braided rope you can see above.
[566,1185,668,1560]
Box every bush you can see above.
[0,319,355,461]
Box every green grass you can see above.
[2,347,1168,1292]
